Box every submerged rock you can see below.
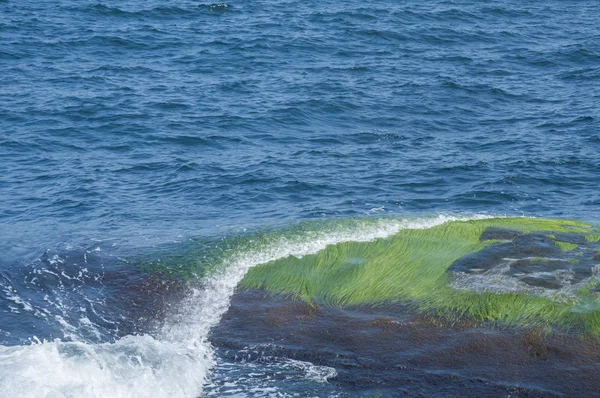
[210,288,600,397]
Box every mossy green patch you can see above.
[555,241,578,252]
[529,257,553,262]
[241,217,600,334]
[585,235,600,243]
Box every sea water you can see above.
[1,0,599,396]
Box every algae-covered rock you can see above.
[240,217,600,334]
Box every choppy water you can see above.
[1,0,599,396]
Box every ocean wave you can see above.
[0,215,489,397]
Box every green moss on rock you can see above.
[555,241,578,252]
[241,217,600,334]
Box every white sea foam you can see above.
[0,215,491,398]
[0,335,211,398]
[284,359,338,383]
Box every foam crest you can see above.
[161,215,484,343]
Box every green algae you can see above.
[529,257,554,263]
[240,217,600,334]
[585,235,600,243]
[555,241,578,252]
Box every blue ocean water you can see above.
[1,0,599,396]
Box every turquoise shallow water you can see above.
[1,0,599,396]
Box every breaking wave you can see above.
[0,215,486,397]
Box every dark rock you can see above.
[209,288,600,397]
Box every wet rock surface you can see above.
[448,229,600,298]
[210,289,600,397]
